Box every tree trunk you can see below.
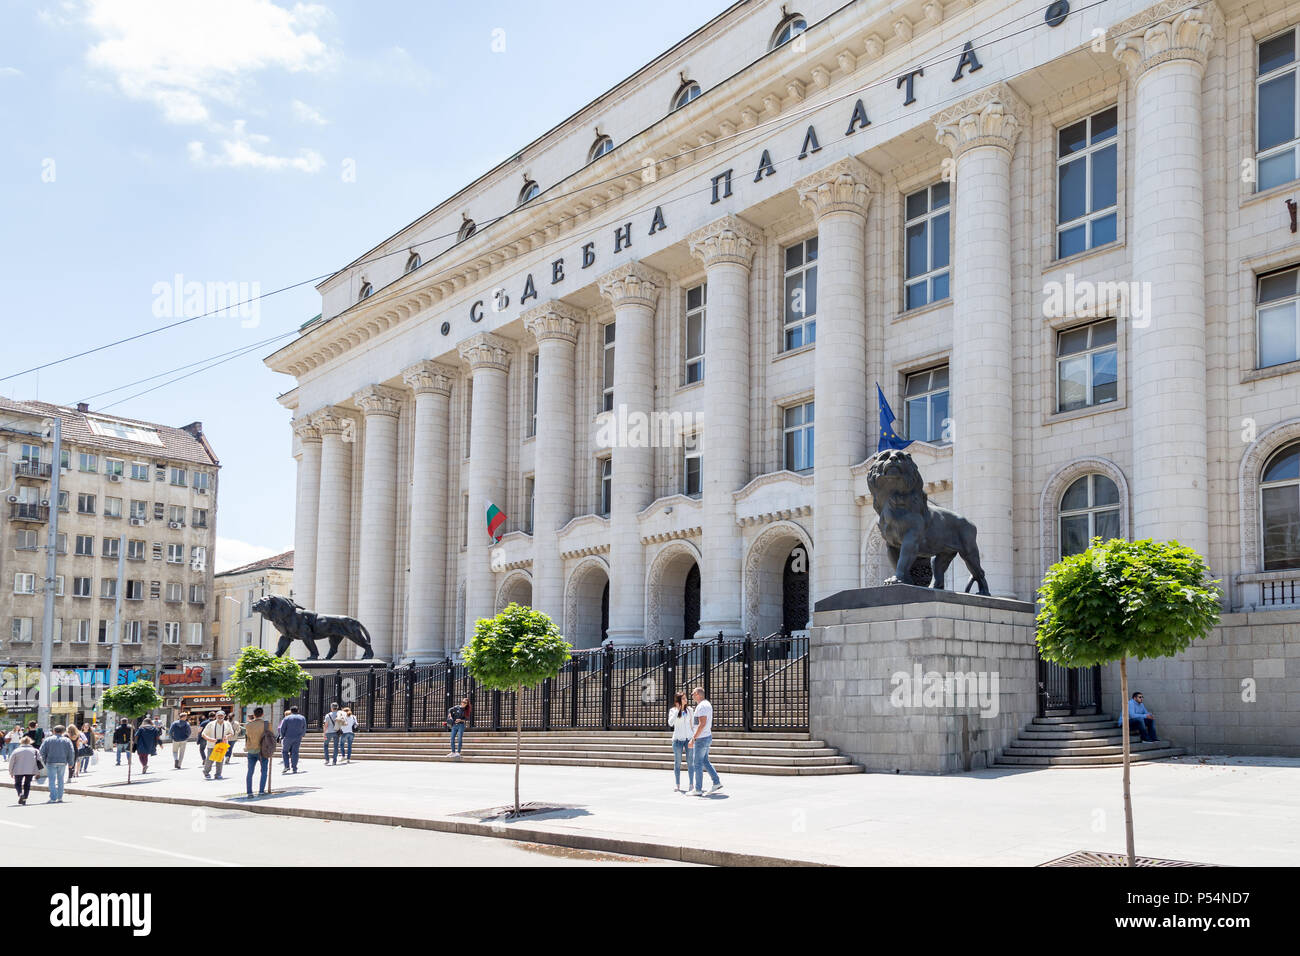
[1120,655,1135,867]
[514,683,522,818]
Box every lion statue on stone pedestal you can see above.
[251,595,376,660]
[865,449,990,596]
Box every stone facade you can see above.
[265,0,1300,670]
[212,551,295,680]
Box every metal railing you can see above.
[14,460,52,479]
[1036,657,1102,716]
[293,635,810,733]
[8,503,49,522]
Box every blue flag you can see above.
[877,384,914,453]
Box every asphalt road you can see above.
[0,789,688,867]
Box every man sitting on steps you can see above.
[1122,691,1159,743]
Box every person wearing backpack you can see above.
[242,707,275,797]
[321,702,342,766]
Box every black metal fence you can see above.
[1036,658,1102,716]
[293,636,809,733]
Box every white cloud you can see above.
[188,120,324,172]
[291,98,327,125]
[0,67,22,77]
[215,536,289,574]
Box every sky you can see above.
[0,0,736,572]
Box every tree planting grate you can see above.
[455,802,583,821]
[1041,850,1214,867]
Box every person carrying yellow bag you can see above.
[201,713,233,780]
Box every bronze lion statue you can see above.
[252,595,376,660]
[866,449,990,596]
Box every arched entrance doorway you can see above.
[646,541,703,643]
[744,522,812,639]
[495,571,532,612]
[565,557,610,649]
[781,547,809,635]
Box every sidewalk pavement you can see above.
[19,748,1300,866]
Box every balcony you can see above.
[14,460,52,480]
[8,503,49,523]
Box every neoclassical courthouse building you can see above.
[268,0,1300,663]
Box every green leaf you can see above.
[99,679,166,719]
[462,603,572,692]
[222,646,312,705]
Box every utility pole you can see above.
[36,417,61,731]
[106,532,126,729]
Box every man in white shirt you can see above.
[200,713,232,780]
[322,703,342,765]
[688,687,722,795]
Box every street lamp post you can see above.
[36,417,62,732]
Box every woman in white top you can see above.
[667,692,694,792]
[338,707,358,763]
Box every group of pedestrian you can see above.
[668,688,723,796]
[320,703,358,764]
[5,723,79,805]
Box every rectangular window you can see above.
[130,461,150,481]
[100,578,117,599]
[193,471,210,492]
[167,543,184,564]
[60,449,70,471]
[1057,318,1119,412]
[685,283,706,383]
[79,453,98,473]
[125,621,142,644]
[105,458,124,477]
[77,493,96,515]
[599,457,613,516]
[523,477,535,535]
[602,322,616,412]
[189,585,205,605]
[1257,266,1300,368]
[192,508,208,528]
[146,620,159,642]
[127,539,146,561]
[74,620,91,643]
[57,490,69,513]
[73,577,92,598]
[783,237,818,350]
[904,367,951,443]
[188,622,204,645]
[19,443,41,464]
[15,529,38,550]
[164,621,181,645]
[102,537,121,559]
[75,534,94,556]
[13,573,36,595]
[903,183,951,310]
[56,532,67,554]
[97,620,109,644]
[1056,106,1118,258]
[166,582,183,603]
[126,579,144,601]
[170,467,187,486]
[53,576,64,597]
[169,505,186,525]
[683,434,703,497]
[10,618,33,642]
[783,401,815,472]
[462,494,470,547]
[1258,29,1299,191]
[52,618,63,643]
[528,352,539,438]
[190,546,206,571]
[104,496,122,518]
[130,499,148,520]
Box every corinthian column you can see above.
[313,407,355,616]
[522,301,581,626]
[688,215,761,638]
[402,361,455,662]
[598,261,664,646]
[933,83,1026,597]
[1114,4,1218,558]
[796,158,873,606]
[353,384,403,659]
[291,416,321,612]
[458,332,512,648]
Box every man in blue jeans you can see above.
[1123,691,1159,742]
[38,725,76,803]
[688,687,722,796]
[322,703,341,765]
[278,705,306,773]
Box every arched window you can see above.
[404,252,421,274]
[671,80,701,112]
[1261,442,1300,570]
[357,281,372,301]
[518,180,540,206]
[588,134,614,162]
[770,12,807,49]
[1059,473,1121,557]
[457,217,476,241]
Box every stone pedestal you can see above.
[810,585,1037,774]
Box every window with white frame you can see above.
[189,584,205,604]
[100,578,117,599]
[1257,266,1299,368]
[405,252,421,274]
[104,496,122,518]
[127,539,145,561]
[523,477,535,534]
[528,352,539,438]
[97,620,109,644]
[683,434,703,497]
[166,582,183,603]
[105,458,124,477]
[102,537,120,559]
[10,617,33,642]
[1258,28,1299,191]
[1059,474,1122,557]
[192,508,208,528]
[77,493,96,514]
[462,494,469,547]
[1261,442,1300,570]
[1056,318,1118,412]
[79,453,98,473]
[169,504,186,524]
[188,622,204,645]
[193,471,210,492]
[52,576,64,596]
[73,577,91,598]
[770,12,807,49]
[124,621,142,644]
[783,401,815,472]
[74,620,91,643]
[685,284,706,384]
[57,490,69,512]
[602,322,616,412]
[52,618,63,643]
[167,543,184,564]
[783,238,818,350]
[904,367,950,443]
[126,579,143,601]
[903,183,950,310]
[129,499,147,520]
[671,80,701,111]
[15,529,38,551]
[170,467,186,486]
[164,621,181,644]
[518,180,540,205]
[1056,106,1118,258]
[599,458,612,516]
[588,134,614,162]
[191,546,206,570]
[75,534,94,557]
[56,533,67,554]
[19,443,41,464]
[13,573,36,595]
[130,461,149,481]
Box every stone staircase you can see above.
[996,713,1186,767]
[306,730,864,776]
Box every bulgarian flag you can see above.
[485,502,507,543]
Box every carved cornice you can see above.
[457,331,512,373]
[291,415,321,444]
[932,82,1028,160]
[402,360,456,397]
[687,214,763,270]
[312,406,356,441]
[1112,3,1219,79]
[732,469,815,501]
[353,384,404,419]
[597,261,664,311]
[521,300,583,345]
[795,157,875,219]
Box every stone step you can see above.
[1031,714,1113,727]
[343,747,852,766]
[996,748,1186,767]
[1002,741,1175,757]
[336,742,842,758]
[1008,737,1168,752]
[307,730,815,742]
[325,753,865,775]
[1019,728,1127,741]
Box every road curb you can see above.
[27,781,830,867]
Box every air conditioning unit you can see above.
[108,474,121,483]
[129,518,145,527]
[6,495,16,503]
[39,500,49,507]
[168,521,181,530]
[196,487,207,495]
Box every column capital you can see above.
[521,300,583,345]
[291,415,321,444]
[353,384,404,419]
[1112,3,1219,79]
[795,157,876,220]
[932,82,1028,159]
[687,214,763,270]
[597,261,664,311]
[457,331,512,373]
[312,406,357,442]
[402,360,456,396]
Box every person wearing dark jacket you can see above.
[111,719,131,765]
[38,727,75,803]
[132,719,162,774]
[169,713,193,769]
[277,706,306,773]
[25,721,44,749]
